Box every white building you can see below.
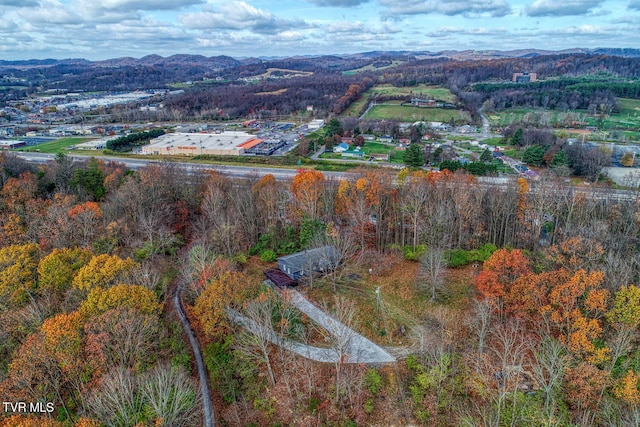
[308,119,325,131]
[141,131,261,156]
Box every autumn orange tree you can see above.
[474,248,531,321]
[545,236,604,272]
[335,176,378,253]
[542,269,610,364]
[290,169,325,221]
[193,270,260,339]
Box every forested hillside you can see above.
[2,151,640,425]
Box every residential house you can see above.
[277,246,341,280]
[333,142,350,153]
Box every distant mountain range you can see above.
[1,48,639,70]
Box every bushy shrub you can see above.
[259,250,277,263]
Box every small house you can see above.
[341,149,364,158]
[277,246,341,280]
[333,142,350,153]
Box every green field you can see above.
[363,104,470,123]
[489,99,640,132]
[17,137,97,153]
[342,61,406,75]
[618,98,640,116]
[341,84,456,117]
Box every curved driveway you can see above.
[230,290,395,364]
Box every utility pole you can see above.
[375,286,381,332]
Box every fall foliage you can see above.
[194,270,260,339]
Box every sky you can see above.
[0,0,639,60]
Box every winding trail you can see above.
[173,284,216,427]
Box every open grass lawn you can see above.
[305,253,474,347]
[17,137,97,153]
[364,104,469,123]
[618,98,640,116]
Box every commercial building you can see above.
[0,140,26,149]
[308,119,325,131]
[513,72,537,83]
[141,131,260,156]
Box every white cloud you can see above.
[307,0,370,6]
[526,0,603,17]
[97,0,204,11]
[381,0,512,17]
[180,1,310,34]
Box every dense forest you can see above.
[2,150,640,425]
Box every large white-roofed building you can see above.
[141,131,262,156]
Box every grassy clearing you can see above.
[618,98,640,116]
[364,84,456,102]
[341,84,456,117]
[364,105,469,123]
[489,99,640,132]
[17,137,97,153]
[342,61,406,75]
[305,254,474,346]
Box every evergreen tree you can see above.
[522,145,546,166]
[325,118,343,137]
[480,148,493,163]
[511,128,524,146]
[550,150,569,168]
[403,144,425,168]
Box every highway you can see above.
[14,152,640,202]
[14,152,350,181]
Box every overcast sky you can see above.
[0,0,639,60]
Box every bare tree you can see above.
[530,337,567,419]
[325,296,359,405]
[88,363,199,427]
[85,307,160,371]
[312,225,357,291]
[88,367,143,427]
[234,295,278,386]
[418,247,448,300]
[489,321,527,427]
[465,299,493,372]
[141,364,201,427]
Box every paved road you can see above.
[15,152,349,181]
[173,283,216,427]
[15,151,640,202]
[288,290,395,363]
[479,107,491,136]
[231,290,395,364]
